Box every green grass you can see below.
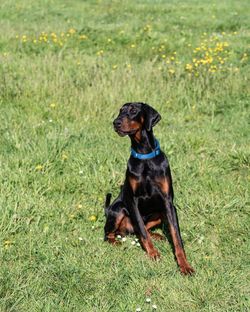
[0,0,249,311]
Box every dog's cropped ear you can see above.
[143,103,161,131]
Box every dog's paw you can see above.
[148,249,161,260]
[180,264,195,275]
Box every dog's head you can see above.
[113,102,161,137]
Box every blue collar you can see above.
[131,139,161,160]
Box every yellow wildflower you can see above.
[68,28,76,34]
[185,64,193,71]
[96,50,104,56]
[89,215,97,222]
[35,164,43,171]
[62,153,68,160]
[79,35,88,40]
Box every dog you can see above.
[104,102,194,275]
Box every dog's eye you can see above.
[130,108,137,114]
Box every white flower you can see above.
[121,237,127,242]
[79,170,83,174]
[117,235,122,239]
[146,298,151,303]
[152,304,157,309]
[131,241,136,245]
[198,236,204,244]
[136,308,141,312]
[136,242,140,247]
[78,237,83,241]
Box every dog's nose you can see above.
[113,119,122,129]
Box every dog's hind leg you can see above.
[104,203,127,245]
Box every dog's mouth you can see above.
[114,127,138,137]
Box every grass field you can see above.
[0,0,249,311]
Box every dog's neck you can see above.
[130,129,156,154]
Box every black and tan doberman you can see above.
[104,102,194,275]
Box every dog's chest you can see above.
[137,178,164,214]
[137,175,159,197]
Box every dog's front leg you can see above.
[163,195,194,274]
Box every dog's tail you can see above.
[105,193,112,209]
[104,193,112,217]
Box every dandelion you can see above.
[130,44,136,48]
[112,65,118,70]
[77,204,83,209]
[185,64,193,71]
[4,240,12,248]
[107,38,112,43]
[143,24,151,32]
[62,153,68,160]
[96,50,104,56]
[168,69,175,75]
[68,28,76,35]
[50,103,57,108]
[89,215,97,222]
[35,164,43,171]
[79,34,88,40]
